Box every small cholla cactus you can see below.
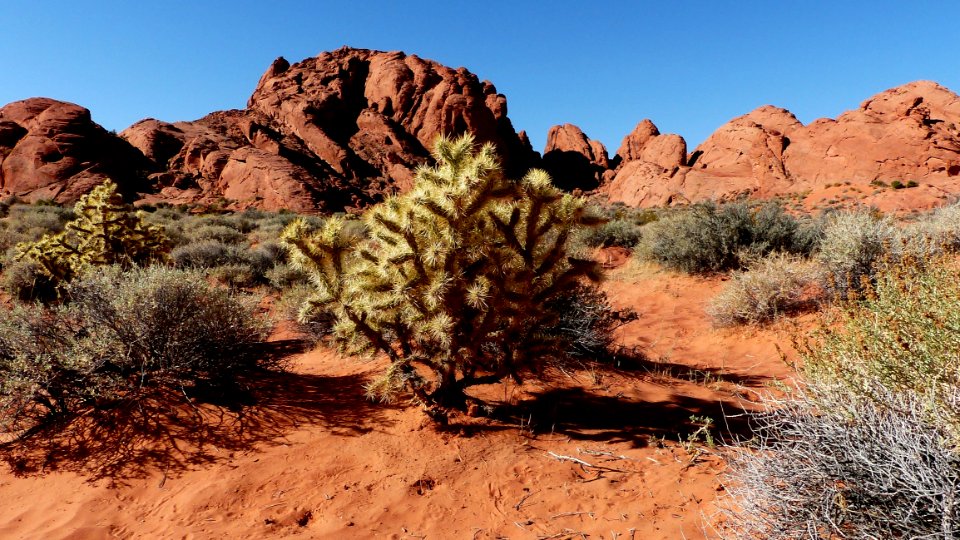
[282,134,603,411]
[16,180,170,287]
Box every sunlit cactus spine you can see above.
[16,180,171,287]
[282,134,603,411]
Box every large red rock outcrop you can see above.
[124,48,537,212]
[602,81,960,207]
[0,98,148,202]
[541,124,609,190]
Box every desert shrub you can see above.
[275,283,335,342]
[903,202,960,258]
[708,253,824,326]
[722,259,960,538]
[581,218,644,248]
[282,135,606,410]
[815,210,899,298]
[265,263,310,290]
[541,283,632,360]
[721,383,960,539]
[0,266,270,432]
[14,181,170,289]
[209,263,258,288]
[171,240,251,269]
[907,180,919,188]
[580,204,658,248]
[890,179,905,189]
[639,201,812,273]
[1,260,56,302]
[803,260,960,429]
[190,224,246,244]
[7,203,74,235]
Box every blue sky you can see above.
[2,1,957,153]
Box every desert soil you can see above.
[0,260,801,539]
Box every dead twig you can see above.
[514,490,540,511]
[547,451,629,473]
[550,511,595,520]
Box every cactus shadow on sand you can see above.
[462,349,772,447]
[0,339,397,484]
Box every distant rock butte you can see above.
[1,50,959,213]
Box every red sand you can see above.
[0,263,802,539]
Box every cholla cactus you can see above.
[282,134,603,409]
[16,180,170,286]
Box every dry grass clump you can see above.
[708,253,824,326]
[902,202,960,258]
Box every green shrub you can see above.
[639,201,814,273]
[890,180,905,189]
[0,266,271,432]
[579,204,658,248]
[707,253,824,326]
[906,180,919,188]
[816,210,899,298]
[282,134,606,411]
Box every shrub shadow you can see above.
[0,340,395,483]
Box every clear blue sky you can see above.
[2,1,958,153]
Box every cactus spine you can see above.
[283,135,602,409]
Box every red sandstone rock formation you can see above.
[541,124,609,190]
[0,98,148,202]
[124,48,536,212]
[601,81,960,207]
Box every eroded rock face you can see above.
[0,98,148,202]
[601,81,960,207]
[124,47,537,211]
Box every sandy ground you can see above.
[0,260,804,539]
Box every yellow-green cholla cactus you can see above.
[282,134,603,410]
[16,180,170,287]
